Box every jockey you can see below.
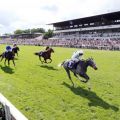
[45,46,50,50]
[68,50,84,68]
[71,50,83,61]
[13,43,17,48]
[5,45,12,57]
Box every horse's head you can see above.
[48,48,54,53]
[86,58,98,70]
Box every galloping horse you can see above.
[61,58,98,89]
[0,51,15,66]
[34,48,54,63]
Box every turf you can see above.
[0,45,120,120]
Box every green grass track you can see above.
[0,45,120,120]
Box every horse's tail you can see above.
[58,61,65,67]
[34,52,43,56]
[34,52,39,56]
[0,52,4,58]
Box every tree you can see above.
[14,28,46,35]
[23,29,31,34]
[31,28,45,33]
[43,29,53,39]
[14,29,23,34]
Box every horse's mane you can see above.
[46,48,54,52]
[77,58,93,66]
[81,58,93,62]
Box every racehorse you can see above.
[12,46,20,56]
[60,58,98,89]
[34,48,54,63]
[0,51,15,66]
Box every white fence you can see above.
[0,93,28,120]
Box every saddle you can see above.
[68,59,84,69]
[39,51,46,56]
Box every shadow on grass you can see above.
[63,82,119,112]
[0,65,14,74]
[39,65,58,71]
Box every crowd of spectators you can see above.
[0,32,120,50]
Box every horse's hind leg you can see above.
[65,69,74,87]
[8,60,10,66]
[49,58,52,63]
[44,58,47,63]
[0,57,4,62]
[4,59,7,66]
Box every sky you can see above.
[0,0,120,34]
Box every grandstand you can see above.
[48,11,120,50]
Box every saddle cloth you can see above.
[67,60,83,69]
[67,60,78,69]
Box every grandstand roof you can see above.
[49,11,120,26]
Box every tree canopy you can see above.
[14,28,45,34]
[43,29,53,39]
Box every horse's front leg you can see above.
[44,58,47,63]
[46,58,52,63]
[39,56,41,61]
[87,80,92,91]
[79,73,89,83]
[49,58,52,63]
[79,73,91,90]
[12,60,15,66]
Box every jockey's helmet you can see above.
[78,50,83,55]
[6,46,12,51]
[45,46,49,50]
[13,44,17,47]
